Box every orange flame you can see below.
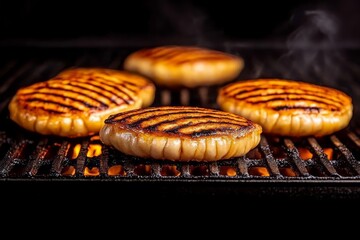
[87,144,102,157]
[70,143,102,159]
[71,144,81,159]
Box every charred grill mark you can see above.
[136,113,247,128]
[106,107,247,124]
[75,77,135,104]
[106,106,254,137]
[272,106,322,113]
[173,56,230,64]
[53,75,139,105]
[66,81,126,105]
[33,107,65,114]
[245,97,339,111]
[227,86,345,106]
[22,98,81,111]
[140,47,235,64]
[22,86,108,107]
[20,91,104,109]
[222,83,348,111]
[144,48,188,60]
[190,126,247,138]
[140,115,248,132]
[163,121,247,136]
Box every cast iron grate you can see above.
[0,46,359,183]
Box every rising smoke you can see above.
[279,8,344,86]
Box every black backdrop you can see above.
[0,0,358,44]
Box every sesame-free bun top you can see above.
[217,78,353,137]
[124,45,244,88]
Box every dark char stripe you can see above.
[190,126,249,138]
[52,77,135,104]
[130,114,247,129]
[227,86,343,105]
[272,106,321,113]
[22,87,108,108]
[107,108,246,124]
[164,122,246,135]
[23,98,81,111]
[245,97,339,111]
[71,78,134,104]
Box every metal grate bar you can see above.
[198,87,209,107]
[181,164,190,177]
[180,89,190,106]
[123,160,135,176]
[283,138,310,177]
[307,137,339,177]
[99,145,109,177]
[237,156,249,176]
[259,136,281,176]
[161,89,171,106]
[75,140,90,177]
[330,135,360,175]
[347,131,360,148]
[209,162,219,176]
[50,141,69,176]
[151,163,161,177]
[24,139,49,177]
[0,141,28,177]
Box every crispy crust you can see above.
[123,45,244,88]
[217,79,353,137]
[100,106,262,161]
[9,68,155,137]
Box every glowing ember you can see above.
[134,165,152,175]
[190,165,209,176]
[61,166,75,176]
[279,167,297,177]
[84,167,100,176]
[298,147,333,160]
[219,166,237,176]
[108,165,126,176]
[90,135,100,141]
[160,165,180,176]
[248,167,270,176]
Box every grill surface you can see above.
[1,45,360,199]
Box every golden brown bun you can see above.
[9,68,155,137]
[217,79,353,137]
[100,106,262,162]
[123,45,244,88]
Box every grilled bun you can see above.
[123,45,244,88]
[9,68,155,137]
[217,79,353,137]
[100,106,262,162]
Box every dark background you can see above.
[0,0,359,45]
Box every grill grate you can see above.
[0,46,360,188]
